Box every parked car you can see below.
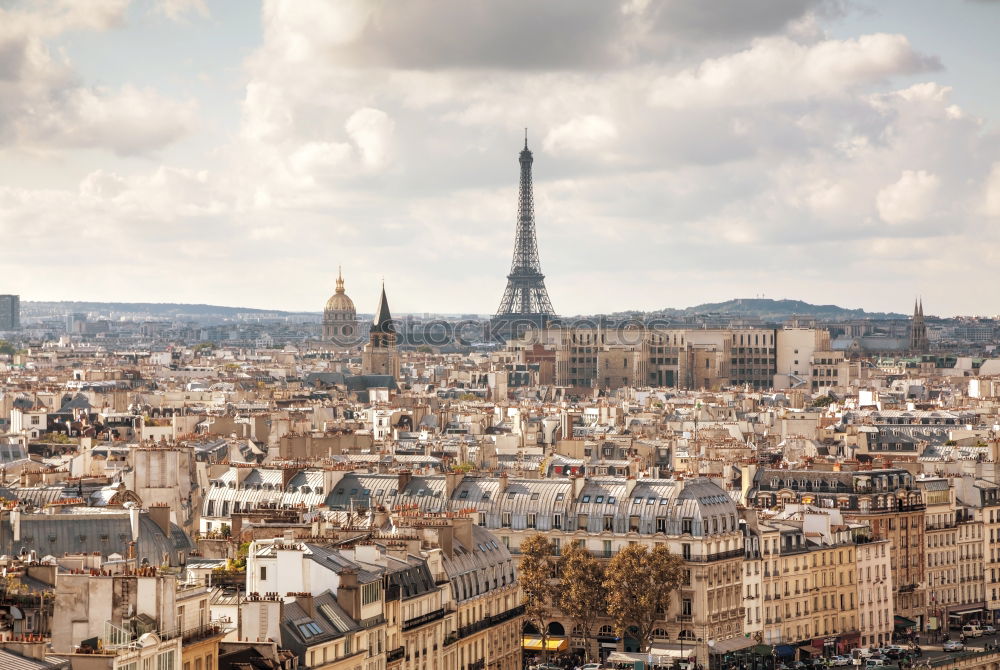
[962,625,984,638]
[863,660,886,668]
[944,640,965,652]
[580,664,601,670]
[983,625,997,635]
[829,656,852,666]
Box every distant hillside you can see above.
[25,301,315,317]
[659,298,905,320]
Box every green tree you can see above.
[604,544,685,652]
[556,542,606,661]
[519,534,555,656]
[0,340,14,355]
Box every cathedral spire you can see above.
[372,282,395,335]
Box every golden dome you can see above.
[324,268,356,314]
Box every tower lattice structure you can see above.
[492,135,556,336]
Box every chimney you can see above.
[128,505,140,541]
[10,507,20,542]
[625,478,637,498]
[398,470,412,494]
[436,525,454,558]
[498,471,508,494]
[297,592,315,618]
[148,504,171,537]
[337,569,360,619]
[573,475,587,498]
[444,471,464,498]
[453,514,473,550]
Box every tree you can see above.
[604,544,685,652]
[556,541,607,661]
[519,534,555,656]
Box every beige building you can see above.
[752,507,862,657]
[856,538,894,648]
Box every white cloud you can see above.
[544,115,619,155]
[0,1,196,155]
[984,163,1000,218]
[650,33,937,108]
[876,170,941,225]
[155,0,210,22]
[345,107,394,171]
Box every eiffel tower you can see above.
[491,133,557,338]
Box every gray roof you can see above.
[0,511,192,566]
[0,649,68,670]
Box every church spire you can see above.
[336,266,345,293]
[371,282,395,335]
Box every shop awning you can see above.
[894,615,917,628]
[949,608,985,617]
[775,645,796,658]
[708,637,756,654]
[522,637,569,652]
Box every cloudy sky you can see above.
[2,0,999,317]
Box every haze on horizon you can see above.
[2,0,999,318]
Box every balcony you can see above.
[387,647,406,663]
[402,608,446,632]
[456,605,525,638]
[684,549,744,563]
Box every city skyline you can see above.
[2,1,1000,316]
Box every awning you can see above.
[647,645,691,659]
[775,645,796,658]
[894,615,917,628]
[609,650,690,665]
[708,637,756,654]
[522,637,569,652]
[949,608,985,617]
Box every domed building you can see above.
[322,268,358,344]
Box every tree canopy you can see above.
[604,544,685,652]
[557,541,607,661]
[518,534,555,648]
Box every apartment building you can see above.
[750,467,926,628]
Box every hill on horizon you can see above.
[664,298,905,320]
[25,301,312,317]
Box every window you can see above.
[527,514,536,529]
[459,490,469,499]
[501,512,511,527]
[260,566,267,581]
[647,497,655,505]
[553,514,562,529]
[555,493,565,502]
[596,496,604,504]
[478,513,486,527]
[157,651,176,670]
[682,518,693,534]
[608,497,616,504]
[603,516,614,531]
[531,492,539,501]
[633,496,643,505]
[582,495,591,503]
[682,598,692,615]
